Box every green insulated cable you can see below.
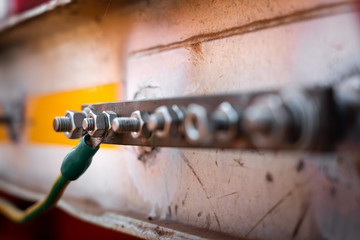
[0,134,100,224]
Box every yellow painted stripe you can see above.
[25,83,120,145]
[0,105,6,141]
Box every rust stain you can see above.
[167,205,172,219]
[153,226,175,238]
[131,2,356,57]
[233,158,244,167]
[266,172,274,182]
[233,158,251,169]
[296,159,305,172]
[175,204,178,216]
[184,42,205,65]
[205,213,211,229]
[182,191,188,206]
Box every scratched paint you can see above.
[125,10,360,238]
[0,0,359,239]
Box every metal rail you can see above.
[53,77,360,151]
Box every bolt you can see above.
[112,117,140,133]
[82,118,95,131]
[53,110,86,139]
[53,116,72,132]
[244,106,273,134]
[243,94,296,149]
[148,114,165,131]
[212,102,239,141]
[84,110,108,137]
[148,106,180,138]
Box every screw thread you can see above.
[147,115,165,131]
[53,117,72,132]
[112,117,140,132]
[83,118,95,131]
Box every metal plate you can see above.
[82,88,342,150]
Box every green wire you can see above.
[0,134,99,224]
[0,174,69,224]
[21,175,70,223]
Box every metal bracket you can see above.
[0,98,25,141]
[53,77,360,151]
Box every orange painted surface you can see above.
[25,83,119,145]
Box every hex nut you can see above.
[102,111,117,131]
[130,110,151,139]
[243,95,291,148]
[86,110,107,137]
[82,107,91,116]
[334,74,360,107]
[213,102,239,141]
[151,106,176,138]
[184,104,212,144]
[64,110,86,139]
[172,105,186,134]
[281,89,319,149]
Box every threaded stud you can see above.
[112,117,140,133]
[83,118,95,131]
[53,117,72,132]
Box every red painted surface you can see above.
[0,191,140,240]
[11,0,50,14]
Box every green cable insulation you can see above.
[0,134,99,224]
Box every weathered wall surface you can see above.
[0,0,359,239]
